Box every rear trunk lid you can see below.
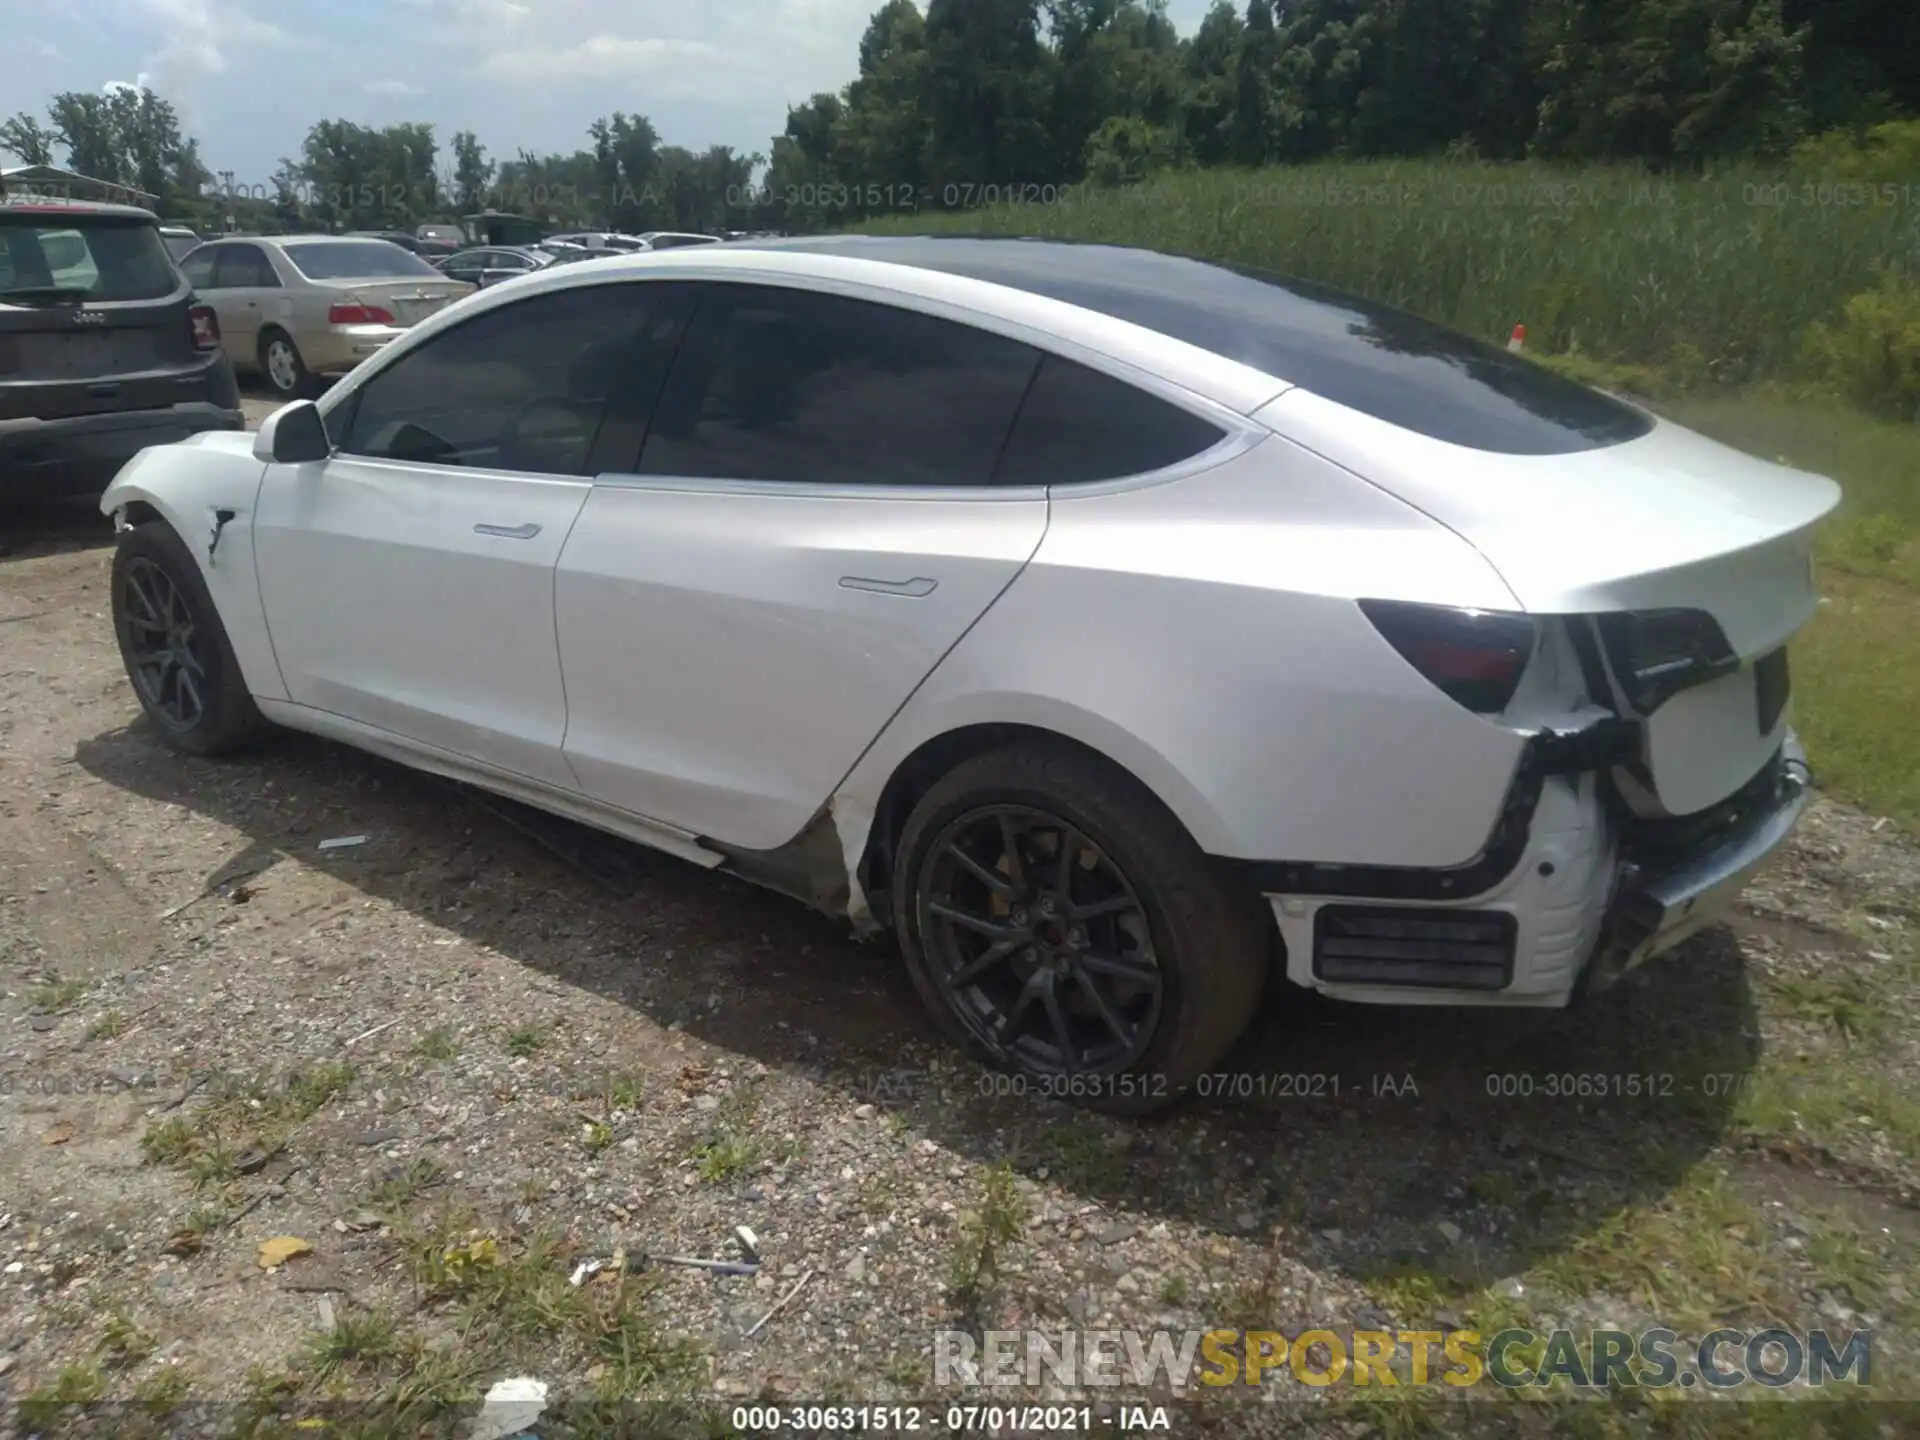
[336,277,472,327]
[274,238,471,327]
[1,207,215,422]
[1261,388,1842,815]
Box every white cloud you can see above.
[363,79,426,98]
[104,73,154,94]
[480,35,723,82]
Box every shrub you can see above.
[1806,269,1920,421]
[1791,120,1920,185]
[1083,116,1181,189]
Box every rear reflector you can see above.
[1358,599,1537,714]
[1312,905,1516,990]
[188,304,220,351]
[328,303,395,325]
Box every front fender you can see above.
[100,435,287,704]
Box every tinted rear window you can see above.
[280,241,442,281]
[0,218,179,302]
[748,237,1653,456]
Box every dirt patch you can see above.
[2,511,1918,1430]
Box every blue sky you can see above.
[6,0,1219,186]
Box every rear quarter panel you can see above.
[835,438,1534,870]
[99,432,287,703]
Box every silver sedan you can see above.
[178,236,474,398]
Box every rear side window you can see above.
[0,219,178,301]
[640,284,1040,487]
[281,241,441,281]
[995,356,1226,486]
[212,244,279,288]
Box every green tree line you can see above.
[1,91,762,237]
[764,0,1919,224]
[3,0,1915,235]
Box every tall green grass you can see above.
[864,160,1920,382]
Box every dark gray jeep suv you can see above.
[1,200,244,500]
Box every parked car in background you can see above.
[177,235,473,399]
[635,231,720,250]
[348,229,426,254]
[435,245,557,288]
[158,225,203,262]
[1,199,242,501]
[95,236,1837,1108]
[545,231,649,253]
[345,229,459,262]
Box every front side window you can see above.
[179,248,218,289]
[339,282,687,476]
[640,283,1040,487]
[213,244,279,288]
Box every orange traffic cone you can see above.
[1507,324,1527,354]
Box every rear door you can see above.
[553,280,1049,850]
[0,207,209,423]
[254,280,667,790]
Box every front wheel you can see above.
[111,521,268,756]
[895,743,1269,1114]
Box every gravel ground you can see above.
[2,395,1918,1436]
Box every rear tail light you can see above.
[1358,599,1537,715]
[1593,608,1737,714]
[188,304,221,351]
[328,302,395,325]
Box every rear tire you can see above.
[110,521,268,756]
[259,328,317,400]
[895,742,1268,1115]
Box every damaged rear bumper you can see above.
[1257,726,1812,1008]
[1576,734,1811,998]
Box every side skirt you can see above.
[252,699,725,872]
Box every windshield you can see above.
[162,233,200,262]
[280,240,442,281]
[0,216,180,302]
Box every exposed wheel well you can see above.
[857,723,1239,935]
[118,501,165,530]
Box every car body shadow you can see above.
[75,719,1759,1297]
[0,498,116,562]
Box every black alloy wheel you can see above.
[920,803,1164,1075]
[119,554,210,733]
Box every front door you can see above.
[208,242,280,367]
[554,280,1050,850]
[252,280,671,791]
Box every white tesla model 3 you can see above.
[100,236,1839,1110]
